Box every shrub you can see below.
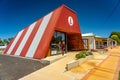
[80,52,86,58]
[75,53,81,59]
[75,52,86,59]
[80,51,88,56]
[87,52,93,55]
[85,52,89,56]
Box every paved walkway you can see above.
[19,52,78,80]
[19,46,120,80]
[82,46,120,80]
[19,51,109,80]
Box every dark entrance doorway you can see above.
[50,31,66,55]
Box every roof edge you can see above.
[61,4,76,14]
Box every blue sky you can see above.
[0,0,120,39]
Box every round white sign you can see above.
[68,16,74,26]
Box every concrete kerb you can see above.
[43,54,67,64]
[1,54,50,64]
[49,56,66,64]
[65,55,94,71]
[2,53,73,65]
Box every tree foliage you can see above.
[110,35,120,43]
[3,39,9,45]
[0,38,3,44]
[0,37,13,45]
[109,32,120,44]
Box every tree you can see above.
[8,37,13,42]
[0,38,3,44]
[109,32,120,39]
[3,39,9,45]
[109,31,120,45]
[110,35,120,44]
[0,37,13,45]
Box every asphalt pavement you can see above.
[0,54,49,80]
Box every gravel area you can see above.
[0,54,49,80]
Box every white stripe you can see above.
[14,22,36,56]
[26,12,53,57]
[7,30,23,54]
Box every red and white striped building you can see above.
[4,5,84,59]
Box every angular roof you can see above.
[4,5,83,59]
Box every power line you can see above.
[104,0,120,24]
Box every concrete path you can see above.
[19,51,109,80]
[19,52,78,80]
[82,46,120,80]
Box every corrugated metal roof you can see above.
[95,35,102,38]
[82,33,95,37]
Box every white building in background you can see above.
[107,38,117,48]
[82,33,96,50]
[0,44,7,54]
[82,33,117,50]
[0,44,7,50]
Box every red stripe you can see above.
[4,36,16,54]
[10,27,29,55]
[20,19,43,57]
[33,7,62,59]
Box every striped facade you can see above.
[4,5,84,59]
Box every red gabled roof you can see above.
[4,5,83,59]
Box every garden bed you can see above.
[66,51,93,71]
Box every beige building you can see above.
[82,33,117,50]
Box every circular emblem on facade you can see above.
[68,16,74,26]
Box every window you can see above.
[51,31,66,55]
